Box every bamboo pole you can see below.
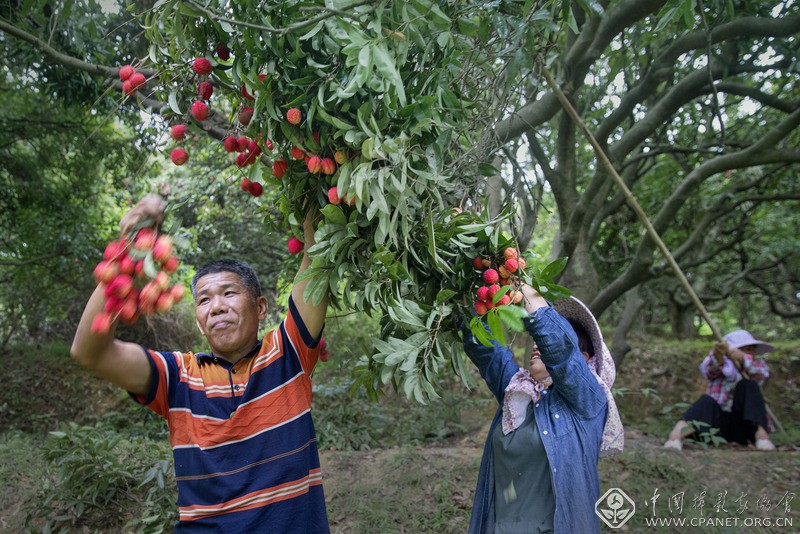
[538,64,784,433]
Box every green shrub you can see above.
[26,420,176,533]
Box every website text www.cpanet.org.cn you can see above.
[596,487,796,530]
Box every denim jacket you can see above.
[463,305,607,534]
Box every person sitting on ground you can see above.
[71,194,331,531]
[664,329,776,452]
[460,285,623,534]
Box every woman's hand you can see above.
[520,284,548,313]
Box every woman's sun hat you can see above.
[723,329,775,355]
[552,296,624,457]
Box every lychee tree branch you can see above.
[182,0,377,36]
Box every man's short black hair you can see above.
[191,259,262,301]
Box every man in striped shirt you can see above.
[71,194,331,531]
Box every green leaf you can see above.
[320,203,347,226]
[540,256,568,280]
[168,91,182,115]
[435,289,457,304]
[486,310,506,346]
[143,252,158,278]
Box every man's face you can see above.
[194,271,267,360]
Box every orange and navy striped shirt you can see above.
[131,297,329,532]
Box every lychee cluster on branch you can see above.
[90,228,184,334]
[471,247,527,316]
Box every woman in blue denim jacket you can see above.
[462,285,622,534]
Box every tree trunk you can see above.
[667,297,697,339]
[611,286,644,368]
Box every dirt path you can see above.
[320,429,800,533]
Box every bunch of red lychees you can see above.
[91,228,185,334]
[471,247,527,315]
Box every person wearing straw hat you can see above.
[664,329,776,452]
[460,284,623,534]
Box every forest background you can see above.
[1,0,798,532]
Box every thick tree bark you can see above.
[610,286,644,368]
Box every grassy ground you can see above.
[1,337,798,533]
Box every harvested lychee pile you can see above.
[471,247,527,315]
[91,228,184,334]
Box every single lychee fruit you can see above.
[249,181,263,197]
[287,237,304,255]
[93,260,119,284]
[154,271,170,291]
[197,81,213,100]
[239,106,254,126]
[498,265,510,279]
[134,228,157,250]
[152,235,173,263]
[223,136,237,152]
[247,139,261,155]
[236,137,250,152]
[119,65,135,81]
[503,247,518,260]
[273,159,288,179]
[139,282,160,309]
[134,259,146,280]
[103,240,124,261]
[344,194,357,206]
[319,338,329,362]
[307,155,322,174]
[170,284,185,302]
[334,150,347,164]
[192,57,213,75]
[327,186,341,205]
[106,274,134,299]
[476,286,490,301]
[242,151,258,166]
[155,292,174,313]
[216,43,230,61]
[483,269,499,284]
[122,80,133,95]
[240,177,252,191]
[472,256,484,270]
[104,295,123,313]
[474,301,488,315]
[170,124,188,141]
[129,71,146,88]
[162,256,179,273]
[191,101,209,121]
[518,258,526,270]
[488,284,501,299]
[320,157,336,175]
[119,299,138,323]
[497,295,511,306]
[291,146,305,160]
[286,107,302,125]
[504,258,519,273]
[118,255,137,276]
[91,312,113,334]
[171,148,189,165]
